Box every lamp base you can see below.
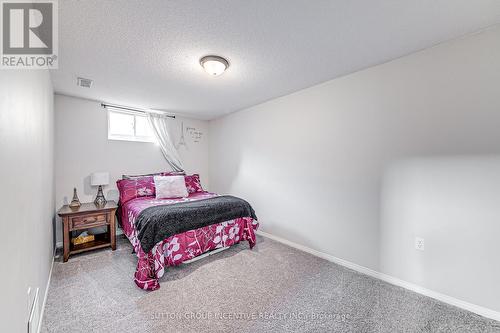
[94,185,107,206]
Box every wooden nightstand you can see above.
[57,201,118,262]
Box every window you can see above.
[107,109,156,143]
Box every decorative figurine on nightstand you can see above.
[69,188,81,208]
[91,172,109,207]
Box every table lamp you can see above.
[91,172,109,206]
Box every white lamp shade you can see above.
[91,172,109,186]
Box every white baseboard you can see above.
[37,253,55,333]
[256,230,500,322]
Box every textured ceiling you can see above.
[52,0,500,119]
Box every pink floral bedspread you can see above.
[120,192,259,290]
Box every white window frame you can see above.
[107,109,156,143]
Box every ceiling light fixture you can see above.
[200,55,229,76]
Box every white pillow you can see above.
[154,175,189,199]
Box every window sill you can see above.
[108,135,156,143]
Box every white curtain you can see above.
[147,113,184,172]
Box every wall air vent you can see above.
[77,77,93,88]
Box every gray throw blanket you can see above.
[135,195,257,253]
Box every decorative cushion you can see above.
[184,174,204,193]
[116,176,156,204]
[154,175,189,199]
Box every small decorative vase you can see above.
[69,188,81,208]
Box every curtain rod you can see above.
[101,103,176,119]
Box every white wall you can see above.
[380,156,500,312]
[0,71,54,332]
[209,26,500,312]
[55,94,209,243]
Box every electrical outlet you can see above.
[415,237,425,251]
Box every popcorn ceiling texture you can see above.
[52,0,500,119]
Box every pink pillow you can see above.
[116,176,155,204]
[185,174,204,193]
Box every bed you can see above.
[117,174,259,291]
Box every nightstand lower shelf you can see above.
[70,233,112,255]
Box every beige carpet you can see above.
[41,235,500,332]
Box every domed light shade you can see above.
[200,55,229,76]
